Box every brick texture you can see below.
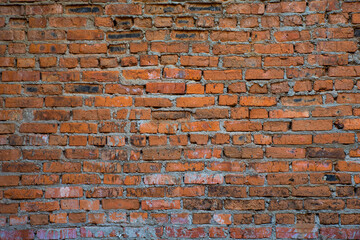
[0,0,360,239]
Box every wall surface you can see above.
[0,0,360,239]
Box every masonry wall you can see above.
[0,0,360,239]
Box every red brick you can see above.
[20,123,57,133]
[293,160,332,172]
[165,227,206,238]
[0,230,35,239]
[0,175,19,186]
[219,95,238,106]
[62,174,100,184]
[45,187,83,198]
[86,187,123,198]
[5,97,43,108]
[320,228,360,239]
[180,56,218,67]
[151,42,188,53]
[254,43,293,54]
[292,120,333,131]
[182,121,220,132]
[223,56,260,68]
[123,69,161,80]
[224,121,262,132]
[252,134,271,145]
[230,107,249,119]
[0,84,21,95]
[277,226,318,239]
[29,43,67,54]
[0,124,15,134]
[0,203,18,214]
[127,188,163,198]
[65,149,98,159]
[149,136,167,146]
[142,200,180,210]
[3,162,40,173]
[329,66,360,77]
[184,173,223,184]
[84,161,121,173]
[49,17,86,27]
[314,133,355,144]
[167,186,205,197]
[94,96,132,107]
[25,4,62,15]
[145,30,168,41]
[166,162,204,172]
[226,3,265,14]
[23,149,61,160]
[340,0,360,11]
[249,162,289,173]
[21,175,59,185]
[245,69,284,80]
[0,30,25,41]
[264,57,304,66]
[266,2,306,13]
[9,216,27,226]
[60,123,97,133]
[67,29,104,40]
[240,96,276,106]
[274,30,310,42]
[250,109,268,119]
[4,189,43,199]
[43,162,81,173]
[269,109,309,119]
[105,4,141,15]
[28,30,65,41]
[213,44,250,55]
[213,214,231,225]
[211,31,249,42]
[203,70,242,81]
[45,96,82,107]
[146,83,185,94]
[292,186,331,197]
[139,55,157,66]
[105,84,143,95]
[144,174,180,185]
[273,134,312,145]
[171,30,208,41]
[163,68,201,80]
[292,68,325,80]
[312,106,352,117]
[81,57,101,68]
[266,147,306,159]
[143,148,181,160]
[267,173,307,185]
[318,41,357,52]
[225,200,265,211]
[194,109,228,120]
[177,97,214,108]
[72,109,110,120]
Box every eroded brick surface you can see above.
[0,0,360,238]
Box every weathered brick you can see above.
[163,68,201,80]
[0,0,359,233]
[67,29,104,40]
[146,83,185,94]
[177,97,215,108]
[105,4,141,15]
[245,69,284,80]
[203,70,242,81]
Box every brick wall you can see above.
[0,0,360,239]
